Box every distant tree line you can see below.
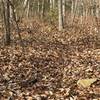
[0,0,100,45]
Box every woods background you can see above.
[0,0,100,45]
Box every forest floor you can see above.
[0,20,100,100]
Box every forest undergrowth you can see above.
[0,18,100,100]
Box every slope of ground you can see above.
[0,20,100,100]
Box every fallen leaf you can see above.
[77,78,97,88]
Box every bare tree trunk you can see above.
[50,0,55,10]
[71,0,74,24]
[23,0,28,8]
[62,0,65,22]
[2,0,11,45]
[58,0,63,31]
[90,0,94,16]
[9,1,24,49]
[41,0,45,19]
[95,0,100,18]
[71,0,74,15]
[50,0,53,10]
[71,0,78,25]
[52,0,55,9]
[22,0,28,18]
[37,0,40,17]
[26,1,30,18]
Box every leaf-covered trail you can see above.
[0,29,100,99]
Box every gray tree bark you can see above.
[2,0,11,45]
[58,0,63,31]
